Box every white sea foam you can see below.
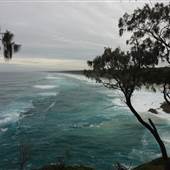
[0,128,8,132]
[131,90,170,121]
[89,122,103,128]
[33,85,57,89]
[0,115,13,125]
[110,89,164,112]
[60,73,97,85]
[59,74,170,121]
[104,88,170,121]
[0,101,33,126]
[128,148,161,163]
[38,92,58,96]
[163,138,170,144]
[131,90,163,113]
[46,75,62,80]
[61,73,170,121]
[45,101,56,112]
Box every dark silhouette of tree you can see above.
[85,3,170,160]
[84,46,168,160]
[85,3,170,162]
[0,30,21,59]
[85,2,170,161]
[163,83,170,105]
[118,3,170,64]
[118,3,170,104]
[85,3,170,161]
[137,67,170,105]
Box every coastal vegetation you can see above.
[118,2,170,106]
[0,29,21,59]
[85,2,170,169]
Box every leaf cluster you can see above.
[85,3,170,98]
[1,30,21,59]
[119,3,170,64]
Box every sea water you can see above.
[0,72,170,170]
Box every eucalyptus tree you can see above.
[85,3,170,160]
[85,46,168,160]
[119,3,170,63]
[118,2,170,104]
[0,30,21,59]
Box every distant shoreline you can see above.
[46,70,170,115]
[46,70,84,75]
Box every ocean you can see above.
[0,71,169,170]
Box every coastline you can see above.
[43,70,170,170]
[46,70,84,75]
[47,70,170,116]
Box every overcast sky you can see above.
[0,0,167,71]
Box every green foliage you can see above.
[118,3,170,64]
[85,2,170,97]
[85,1,170,162]
[85,47,145,100]
[1,30,21,59]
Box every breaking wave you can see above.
[33,85,57,89]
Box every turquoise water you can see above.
[0,72,169,170]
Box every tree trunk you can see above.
[126,96,168,160]
[163,83,170,105]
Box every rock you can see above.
[160,102,170,113]
[114,163,128,170]
[148,108,158,114]
[133,157,170,170]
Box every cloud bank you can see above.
[0,0,166,70]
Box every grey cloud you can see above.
[0,0,164,61]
